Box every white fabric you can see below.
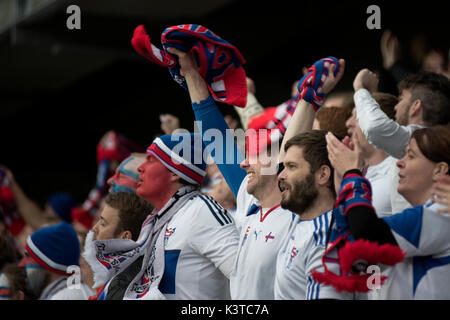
[379,201,450,299]
[83,222,152,288]
[354,89,422,159]
[124,186,201,300]
[274,212,358,300]
[49,282,94,300]
[365,156,393,217]
[354,89,419,213]
[40,277,94,300]
[153,194,239,299]
[230,176,292,299]
[233,92,264,130]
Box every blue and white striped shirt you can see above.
[275,210,356,300]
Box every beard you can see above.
[395,104,412,126]
[280,172,318,215]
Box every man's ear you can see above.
[433,162,449,181]
[409,99,423,120]
[120,230,132,240]
[316,165,332,187]
[170,172,181,183]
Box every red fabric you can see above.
[339,239,406,275]
[311,239,406,293]
[0,185,26,237]
[245,128,281,157]
[96,130,144,164]
[88,284,106,300]
[24,243,70,276]
[71,207,94,231]
[0,185,15,203]
[131,24,247,108]
[311,269,385,293]
[247,107,277,131]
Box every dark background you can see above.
[0,0,448,205]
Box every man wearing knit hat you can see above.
[19,222,94,299]
[123,132,239,299]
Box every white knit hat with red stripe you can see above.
[147,133,207,185]
[25,222,80,275]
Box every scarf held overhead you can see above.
[131,24,247,108]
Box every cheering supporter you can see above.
[83,192,153,300]
[345,92,398,217]
[325,125,450,299]
[353,69,450,213]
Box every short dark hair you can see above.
[1,263,34,299]
[0,235,19,270]
[372,92,398,120]
[284,130,335,196]
[104,192,153,241]
[411,125,450,173]
[398,72,450,126]
[315,107,352,139]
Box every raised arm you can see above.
[0,166,47,229]
[353,69,415,159]
[167,47,245,197]
[279,58,346,162]
[233,78,264,130]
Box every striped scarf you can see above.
[123,186,201,300]
[311,173,405,293]
[131,24,247,108]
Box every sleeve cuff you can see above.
[192,95,215,110]
[353,88,371,104]
[343,169,363,178]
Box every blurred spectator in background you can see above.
[204,162,236,213]
[312,106,353,138]
[19,222,94,299]
[378,30,450,95]
[0,234,21,270]
[346,91,398,217]
[0,264,34,300]
[107,153,146,194]
[353,68,450,213]
[71,130,144,235]
[0,166,76,230]
[160,114,181,135]
[322,91,355,109]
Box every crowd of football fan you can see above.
[1,28,450,301]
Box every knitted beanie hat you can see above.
[147,133,207,185]
[24,222,80,275]
[47,192,77,223]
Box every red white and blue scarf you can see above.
[131,24,247,108]
[311,172,405,293]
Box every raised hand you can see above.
[353,68,379,92]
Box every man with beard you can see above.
[352,69,450,212]
[275,130,357,299]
